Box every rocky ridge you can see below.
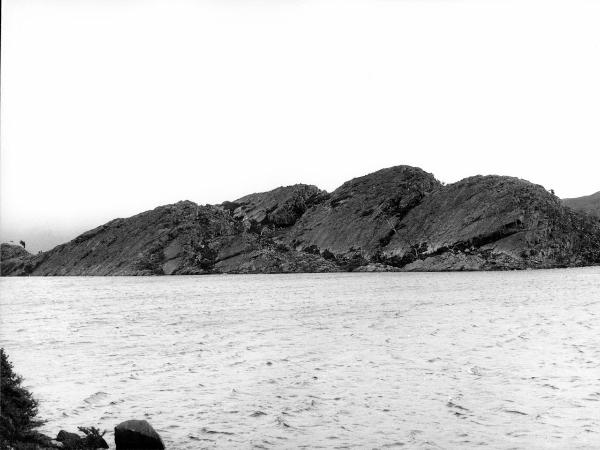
[563,191,600,219]
[2,165,599,275]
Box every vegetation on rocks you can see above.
[1,348,44,450]
[0,349,130,450]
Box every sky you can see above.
[1,0,600,252]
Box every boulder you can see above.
[114,420,164,450]
[56,430,82,449]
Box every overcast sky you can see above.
[2,0,600,252]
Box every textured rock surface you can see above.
[1,243,30,260]
[5,201,239,276]
[380,176,600,270]
[56,430,82,448]
[231,184,326,229]
[0,243,32,276]
[1,198,337,276]
[2,166,599,275]
[114,420,164,450]
[563,191,600,218]
[284,166,441,257]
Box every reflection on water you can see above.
[1,269,599,449]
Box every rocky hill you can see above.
[0,244,32,275]
[381,176,600,271]
[2,166,599,275]
[563,191,600,218]
[1,243,30,260]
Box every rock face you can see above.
[1,243,30,260]
[379,176,600,270]
[563,191,600,218]
[114,420,164,450]
[0,243,32,276]
[2,166,599,275]
[285,166,441,258]
[231,184,326,229]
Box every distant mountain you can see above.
[2,165,600,275]
[563,191,600,219]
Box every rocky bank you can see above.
[2,165,599,275]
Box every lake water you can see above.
[1,269,599,449]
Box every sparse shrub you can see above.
[78,426,108,449]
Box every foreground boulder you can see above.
[114,420,164,450]
[56,430,82,448]
[56,427,109,449]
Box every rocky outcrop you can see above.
[378,175,600,270]
[114,420,164,450]
[284,166,441,259]
[1,243,30,260]
[1,243,32,276]
[563,191,600,219]
[3,201,237,276]
[229,184,326,229]
[0,198,338,276]
[2,166,599,275]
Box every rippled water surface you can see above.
[1,269,600,449]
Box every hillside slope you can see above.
[563,191,600,218]
[2,166,599,275]
[283,166,441,258]
[381,176,600,270]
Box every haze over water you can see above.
[1,269,599,449]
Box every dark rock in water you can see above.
[56,430,83,449]
[114,420,165,450]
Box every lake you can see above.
[1,269,599,449]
